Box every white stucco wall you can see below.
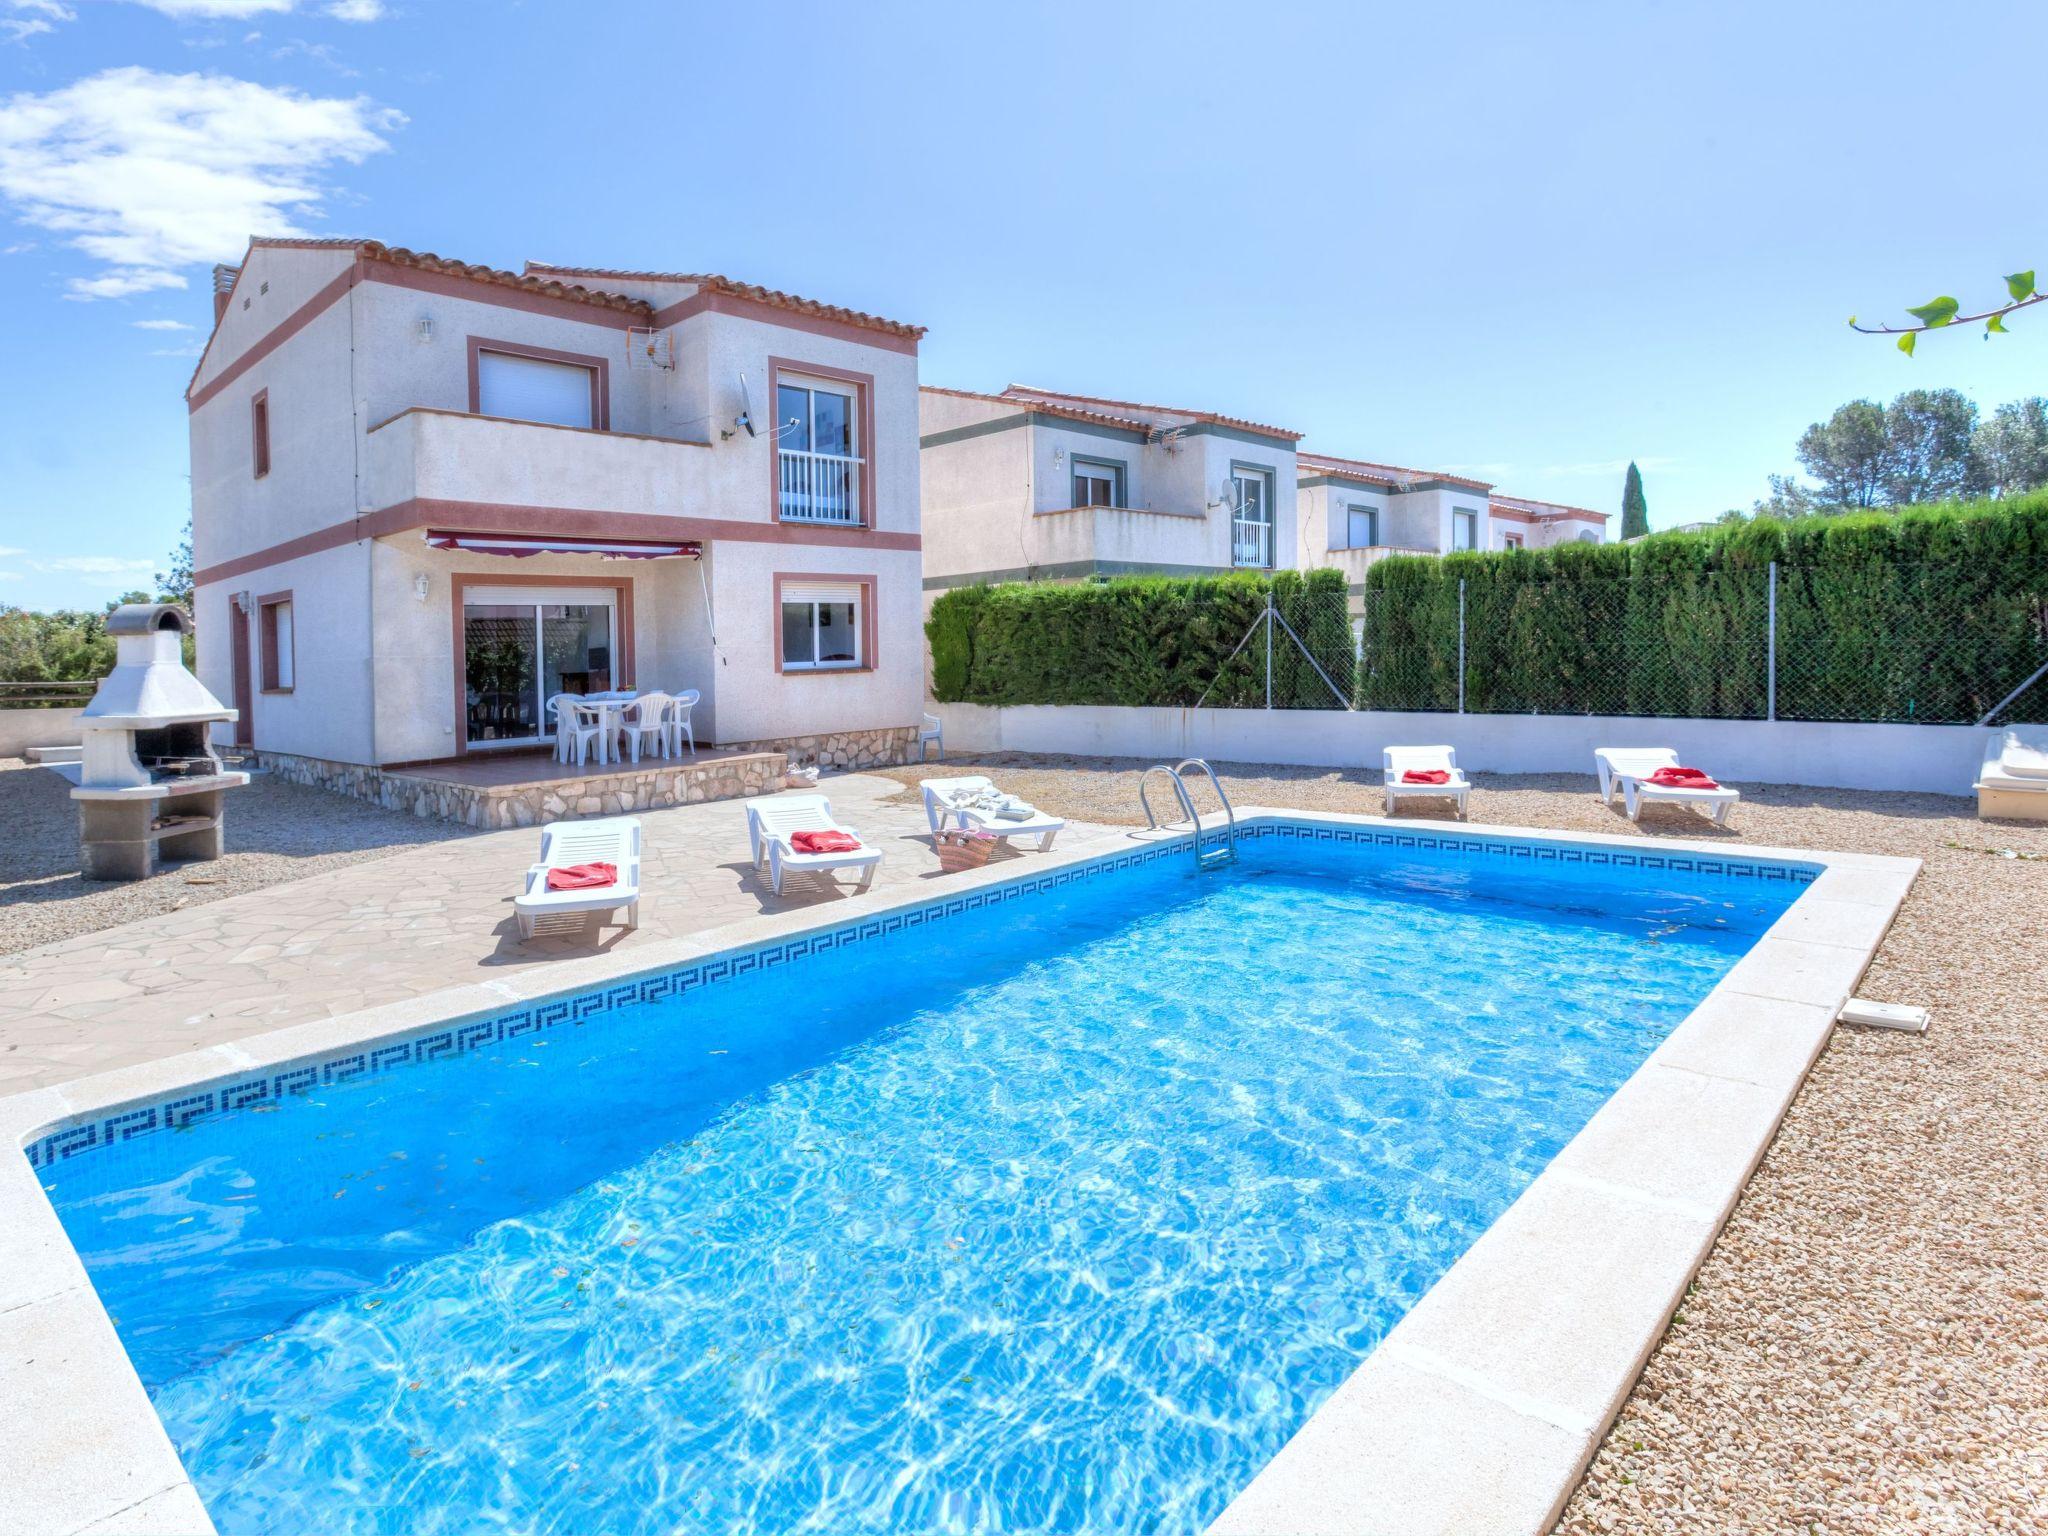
[930,702,1992,795]
[0,709,84,758]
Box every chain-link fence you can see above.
[1359,561,2048,725]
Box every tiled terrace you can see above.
[0,772,1131,1095]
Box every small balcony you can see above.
[778,449,865,526]
[365,408,715,524]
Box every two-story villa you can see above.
[187,238,925,801]
[917,384,1301,594]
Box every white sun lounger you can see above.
[1595,747,1740,824]
[746,793,883,896]
[1975,726,2048,821]
[1382,745,1471,819]
[920,774,1065,851]
[513,815,641,939]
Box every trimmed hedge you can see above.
[927,569,1354,709]
[1361,492,2048,723]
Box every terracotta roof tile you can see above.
[921,384,1158,435]
[1297,450,1494,492]
[999,385,1301,444]
[524,262,925,340]
[248,238,654,315]
[1489,493,1611,523]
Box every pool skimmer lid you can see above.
[1838,997,1930,1034]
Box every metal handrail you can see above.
[1139,757,1236,866]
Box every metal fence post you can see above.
[1457,578,1467,715]
[1265,591,1274,712]
[1766,561,1777,723]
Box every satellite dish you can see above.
[735,371,760,437]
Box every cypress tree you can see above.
[1621,462,1650,540]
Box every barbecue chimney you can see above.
[72,603,248,881]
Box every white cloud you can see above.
[324,0,383,19]
[0,544,27,557]
[34,555,159,584]
[149,341,205,355]
[131,316,193,329]
[0,570,23,582]
[0,67,402,299]
[4,0,72,32]
[126,1,294,18]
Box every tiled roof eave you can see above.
[525,262,926,340]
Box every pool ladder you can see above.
[1139,758,1237,869]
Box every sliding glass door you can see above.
[462,587,616,748]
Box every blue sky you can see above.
[0,0,2039,611]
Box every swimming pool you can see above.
[34,822,1812,1536]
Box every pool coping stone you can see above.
[0,807,1919,1536]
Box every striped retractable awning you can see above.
[424,531,702,560]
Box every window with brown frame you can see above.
[251,390,270,479]
[258,594,294,692]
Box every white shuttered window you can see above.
[476,351,596,429]
[780,581,863,670]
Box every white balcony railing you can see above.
[779,449,865,525]
[1232,515,1274,568]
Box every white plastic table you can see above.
[569,691,638,766]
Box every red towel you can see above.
[1401,769,1451,785]
[546,861,618,892]
[790,830,862,854]
[1648,766,1719,789]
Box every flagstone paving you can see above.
[0,772,1132,1094]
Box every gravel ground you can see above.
[0,757,472,956]
[876,753,2048,1536]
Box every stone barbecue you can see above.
[72,603,248,881]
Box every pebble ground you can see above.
[0,757,465,956]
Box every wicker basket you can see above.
[936,829,998,872]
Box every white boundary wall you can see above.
[932,703,1992,795]
[0,707,84,760]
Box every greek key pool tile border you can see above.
[20,823,1815,1172]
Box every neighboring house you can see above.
[918,384,1301,594]
[1296,452,1610,619]
[1486,493,1610,550]
[186,239,925,775]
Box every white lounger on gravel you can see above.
[920,775,1066,851]
[1382,745,1471,819]
[513,815,641,939]
[746,793,883,896]
[1595,747,1740,825]
[1975,726,2048,822]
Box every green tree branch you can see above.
[1851,270,2038,353]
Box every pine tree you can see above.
[1621,461,1650,539]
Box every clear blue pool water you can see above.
[43,831,1803,1536]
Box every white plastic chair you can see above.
[617,691,672,764]
[745,793,882,896]
[920,774,1064,851]
[549,693,602,767]
[666,689,700,756]
[1595,747,1739,825]
[1382,745,1471,819]
[513,816,641,939]
[918,712,944,762]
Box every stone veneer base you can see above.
[256,726,916,830]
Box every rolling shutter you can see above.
[476,351,596,429]
[779,580,861,608]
